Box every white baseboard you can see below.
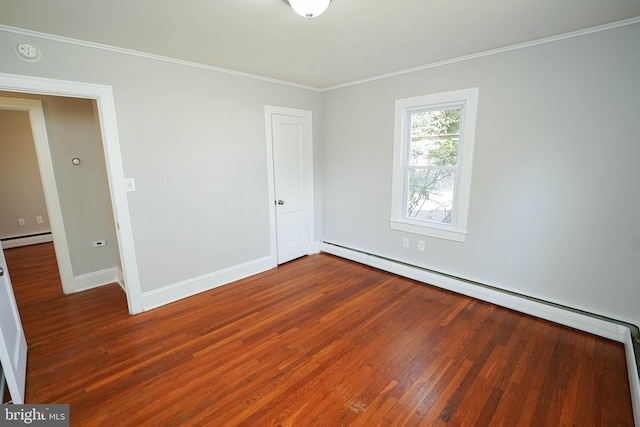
[71,267,121,293]
[308,240,321,254]
[1,234,53,249]
[320,241,640,423]
[141,256,277,311]
[116,268,125,292]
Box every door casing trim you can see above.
[0,72,143,314]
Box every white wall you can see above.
[322,23,640,327]
[0,109,50,240]
[0,28,322,297]
[42,95,119,276]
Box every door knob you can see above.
[0,267,4,277]
[277,200,285,205]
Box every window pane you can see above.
[406,168,455,224]
[409,108,461,167]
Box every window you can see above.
[390,88,479,242]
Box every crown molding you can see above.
[1,16,639,92]
[0,24,321,92]
[322,16,640,91]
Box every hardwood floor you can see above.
[4,243,634,426]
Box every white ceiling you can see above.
[1,0,639,89]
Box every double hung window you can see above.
[390,88,479,242]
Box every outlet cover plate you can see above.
[125,178,136,192]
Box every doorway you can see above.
[0,95,122,296]
[0,72,142,314]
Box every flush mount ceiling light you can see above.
[287,0,331,19]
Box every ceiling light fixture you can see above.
[287,0,331,19]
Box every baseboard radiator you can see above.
[1,232,53,249]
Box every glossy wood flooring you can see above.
[4,243,634,426]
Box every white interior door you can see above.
[270,110,313,264]
[0,244,27,404]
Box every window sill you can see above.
[389,219,467,242]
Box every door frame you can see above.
[0,72,143,314]
[0,97,77,295]
[264,106,315,264]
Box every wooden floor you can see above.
[4,243,634,426]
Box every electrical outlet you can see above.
[18,218,25,226]
[402,237,410,248]
[36,216,44,224]
[124,178,136,192]
[418,240,425,251]
[93,240,106,247]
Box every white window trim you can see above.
[390,88,479,242]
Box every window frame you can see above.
[390,88,479,242]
